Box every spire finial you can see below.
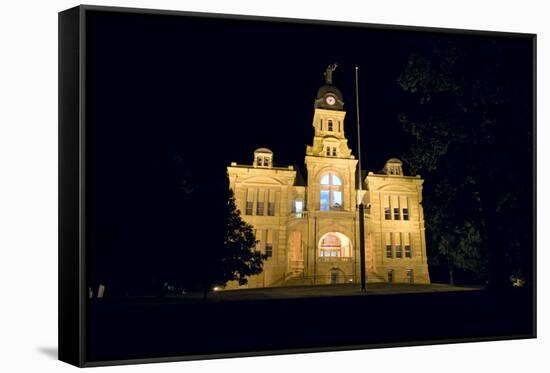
[324,63,338,84]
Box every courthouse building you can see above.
[227,65,430,288]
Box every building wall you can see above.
[226,163,296,288]
[227,161,430,287]
[365,173,431,284]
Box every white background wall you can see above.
[0,0,546,371]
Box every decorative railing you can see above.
[289,211,309,219]
[317,257,353,262]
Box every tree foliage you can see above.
[397,39,533,287]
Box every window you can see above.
[332,147,337,157]
[386,245,392,258]
[388,167,400,175]
[387,270,394,283]
[328,120,333,131]
[406,269,414,284]
[320,249,340,257]
[246,189,254,215]
[255,155,271,168]
[332,191,342,208]
[385,232,392,258]
[255,229,262,253]
[395,244,402,258]
[384,195,391,220]
[403,233,411,258]
[320,190,330,211]
[267,190,276,216]
[394,207,400,220]
[403,208,409,220]
[321,173,342,185]
[326,147,331,156]
[294,200,303,217]
[256,202,264,215]
[265,230,274,258]
[338,121,341,132]
[320,173,343,211]
[257,190,265,215]
[245,201,253,215]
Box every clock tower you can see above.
[305,64,358,212]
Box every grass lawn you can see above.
[161,282,483,303]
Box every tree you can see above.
[396,39,533,288]
[217,189,266,287]
[197,188,266,301]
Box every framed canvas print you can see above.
[59,5,536,367]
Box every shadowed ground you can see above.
[86,283,532,364]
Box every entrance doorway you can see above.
[330,270,340,284]
[329,268,345,284]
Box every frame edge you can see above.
[58,5,84,367]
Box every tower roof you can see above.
[254,148,273,155]
[316,84,343,101]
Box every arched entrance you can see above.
[318,232,352,259]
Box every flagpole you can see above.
[355,65,367,292]
[356,65,363,187]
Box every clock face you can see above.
[325,96,336,105]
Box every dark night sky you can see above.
[85,10,532,282]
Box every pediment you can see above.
[238,175,286,186]
[376,183,416,193]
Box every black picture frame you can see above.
[59,5,536,367]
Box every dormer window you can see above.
[253,148,273,168]
[332,147,337,157]
[384,158,404,176]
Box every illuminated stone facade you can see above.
[227,67,430,288]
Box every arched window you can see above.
[319,234,341,257]
[320,172,343,211]
[318,232,353,258]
